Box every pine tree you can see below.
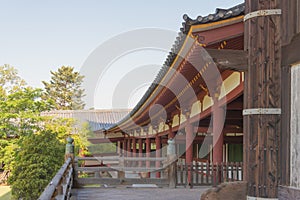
[43,66,85,110]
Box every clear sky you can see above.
[0,0,243,109]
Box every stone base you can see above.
[278,185,300,200]
[200,181,247,200]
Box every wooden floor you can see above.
[71,187,209,200]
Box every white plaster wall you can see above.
[291,64,300,188]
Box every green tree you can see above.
[8,130,64,200]
[43,66,85,110]
[0,65,90,198]
[0,64,26,93]
[43,117,91,154]
[0,87,54,171]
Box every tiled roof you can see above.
[182,3,245,33]
[108,3,245,131]
[41,109,131,131]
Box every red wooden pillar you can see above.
[138,138,143,167]
[155,134,161,178]
[123,140,127,157]
[167,121,175,139]
[132,138,137,157]
[185,112,193,186]
[118,141,122,156]
[212,100,225,185]
[146,136,151,178]
[127,138,131,167]
[212,104,225,164]
[132,137,137,167]
[127,138,131,158]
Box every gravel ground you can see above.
[71,187,210,200]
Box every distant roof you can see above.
[108,3,245,131]
[41,109,131,131]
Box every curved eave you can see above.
[107,5,245,133]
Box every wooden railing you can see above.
[38,137,243,199]
[38,154,175,199]
[0,170,10,184]
[176,161,243,188]
[74,156,171,186]
[38,157,73,200]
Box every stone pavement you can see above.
[71,187,210,200]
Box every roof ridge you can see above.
[183,3,245,29]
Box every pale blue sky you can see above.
[0,0,243,109]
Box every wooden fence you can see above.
[176,161,243,188]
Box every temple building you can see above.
[92,1,300,199]
[91,2,247,186]
[41,2,300,199]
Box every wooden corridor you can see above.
[38,154,243,200]
[71,187,208,200]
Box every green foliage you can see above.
[0,87,54,171]
[8,130,64,200]
[42,66,85,110]
[0,140,18,171]
[0,64,26,93]
[0,65,90,199]
[43,117,92,154]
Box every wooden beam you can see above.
[206,49,248,72]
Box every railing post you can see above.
[65,137,77,188]
[118,156,125,182]
[166,138,176,188]
[65,137,75,161]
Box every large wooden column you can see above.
[185,111,193,186]
[155,134,161,178]
[244,0,282,198]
